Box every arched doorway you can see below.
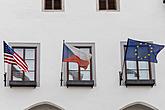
[120,102,158,110]
[25,101,65,110]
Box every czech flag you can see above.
[62,43,92,69]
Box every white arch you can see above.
[120,101,159,110]
[24,101,65,110]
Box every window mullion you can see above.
[78,65,80,80]
[136,61,139,80]
[106,0,109,10]
[67,62,69,81]
[52,0,54,9]
[11,64,14,81]
[148,61,152,80]
[90,48,92,80]
[34,48,37,82]
[23,48,25,81]
[124,46,128,81]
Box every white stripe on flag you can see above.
[13,54,28,72]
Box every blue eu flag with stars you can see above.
[124,38,164,63]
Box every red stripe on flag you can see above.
[13,54,28,72]
[4,53,13,58]
[4,58,15,62]
[63,55,89,69]
[4,60,16,65]
[14,52,28,67]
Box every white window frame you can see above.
[42,0,64,12]
[96,0,120,12]
[6,42,40,87]
[120,41,156,85]
[62,42,96,86]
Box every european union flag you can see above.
[124,38,164,63]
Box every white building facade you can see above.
[0,0,165,109]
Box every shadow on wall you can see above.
[120,102,159,110]
[25,101,65,110]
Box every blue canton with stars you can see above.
[124,38,164,63]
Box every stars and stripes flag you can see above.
[4,41,29,72]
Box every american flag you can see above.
[4,41,29,72]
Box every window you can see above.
[44,0,63,10]
[6,43,40,87]
[120,41,155,86]
[98,0,119,11]
[62,43,96,87]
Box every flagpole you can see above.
[119,40,129,86]
[3,41,7,87]
[60,40,65,86]
[4,60,7,87]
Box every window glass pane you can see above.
[54,0,62,9]
[45,0,53,9]
[139,70,149,79]
[99,0,106,10]
[81,70,90,80]
[127,69,137,80]
[69,62,78,70]
[13,49,23,58]
[25,60,35,71]
[69,70,79,80]
[108,0,116,10]
[25,72,35,81]
[139,61,149,69]
[25,49,35,59]
[126,61,136,69]
[80,48,90,53]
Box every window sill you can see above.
[9,81,37,87]
[66,80,94,87]
[125,80,155,87]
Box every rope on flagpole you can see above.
[4,72,7,87]
[3,41,7,87]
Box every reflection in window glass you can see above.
[126,61,136,69]
[127,69,137,80]
[139,70,149,80]
[81,71,90,80]
[25,49,35,59]
[126,61,137,80]
[12,65,23,81]
[69,62,78,70]
[69,70,79,80]
[25,60,35,71]
[139,61,148,69]
[25,72,34,81]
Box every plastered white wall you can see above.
[0,0,165,109]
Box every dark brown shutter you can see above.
[99,0,106,10]
[108,0,116,10]
[54,0,62,9]
[45,0,53,9]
